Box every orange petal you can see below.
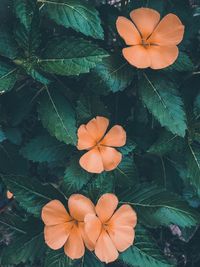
[77,125,96,150]
[99,146,122,171]
[44,222,73,250]
[109,204,137,228]
[108,225,135,252]
[64,224,85,260]
[84,214,102,245]
[130,8,160,39]
[96,193,118,223]
[85,116,109,143]
[101,125,126,147]
[78,221,95,251]
[122,45,151,69]
[95,229,119,263]
[41,200,72,226]
[147,45,179,69]
[148,14,184,46]
[68,194,95,222]
[79,147,104,173]
[116,16,142,45]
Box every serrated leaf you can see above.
[62,157,92,195]
[119,225,173,267]
[76,93,110,124]
[0,215,46,265]
[38,89,77,145]
[20,134,68,163]
[0,26,20,59]
[14,0,41,56]
[39,0,104,39]
[1,174,66,216]
[44,249,75,267]
[186,143,200,197]
[120,183,200,228]
[194,93,200,119]
[118,139,136,156]
[38,37,108,76]
[85,172,115,201]
[148,130,185,156]
[114,156,138,187]
[139,73,187,137]
[87,55,134,95]
[0,61,18,93]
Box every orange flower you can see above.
[77,116,126,173]
[116,8,184,69]
[7,190,13,199]
[41,194,96,260]
[84,193,137,263]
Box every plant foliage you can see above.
[0,0,200,267]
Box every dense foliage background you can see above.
[0,0,200,266]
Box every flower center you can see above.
[141,38,150,47]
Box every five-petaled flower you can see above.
[42,194,96,260]
[84,193,137,263]
[77,116,126,173]
[42,193,137,263]
[116,8,185,69]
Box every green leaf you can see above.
[0,26,20,59]
[44,249,75,267]
[120,183,200,228]
[39,0,104,39]
[139,73,187,137]
[87,55,134,95]
[0,128,6,142]
[164,52,194,72]
[20,134,68,163]
[14,0,41,55]
[114,156,138,187]
[148,130,185,156]
[38,89,77,145]
[186,143,200,197]
[76,93,110,124]
[118,139,136,156]
[62,156,92,195]
[44,249,104,267]
[86,172,115,201]
[194,93,200,119]
[119,225,173,267]
[1,174,66,216]
[0,61,18,94]
[38,37,108,76]
[0,216,46,265]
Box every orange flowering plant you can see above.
[0,0,200,267]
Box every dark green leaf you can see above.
[76,93,110,124]
[139,73,187,137]
[62,156,92,195]
[38,89,77,145]
[186,143,200,197]
[39,0,104,39]
[114,156,138,187]
[0,61,18,93]
[87,55,134,95]
[1,174,66,216]
[148,130,185,156]
[20,134,68,163]
[0,26,20,59]
[1,216,46,265]
[119,225,173,267]
[38,37,108,76]
[164,52,194,72]
[44,249,75,267]
[120,183,200,227]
